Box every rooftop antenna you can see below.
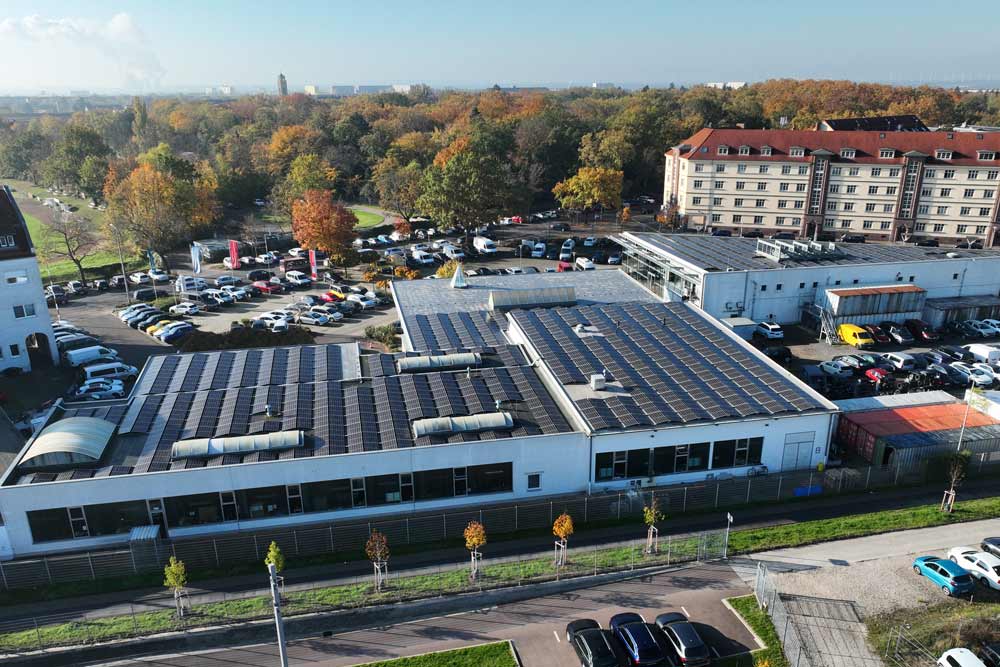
[495,399,502,411]
[265,403,272,418]
[466,366,471,379]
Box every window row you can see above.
[26,463,515,543]
[594,438,763,482]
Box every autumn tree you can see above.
[464,520,487,579]
[552,167,624,213]
[264,540,286,573]
[552,512,574,567]
[365,529,390,592]
[392,217,413,238]
[643,497,665,554]
[39,211,103,282]
[267,124,321,175]
[373,157,424,221]
[271,153,338,216]
[163,556,188,618]
[291,189,357,258]
[436,259,461,279]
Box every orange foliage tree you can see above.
[291,189,357,256]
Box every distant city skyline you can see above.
[1,1,999,94]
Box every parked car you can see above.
[966,320,1000,337]
[128,272,151,285]
[837,323,875,349]
[609,613,666,666]
[531,242,547,258]
[295,311,329,326]
[880,352,915,371]
[914,238,939,247]
[833,354,874,373]
[81,361,139,382]
[66,280,88,295]
[819,360,854,378]
[710,229,732,237]
[214,275,241,287]
[762,345,793,364]
[550,222,570,232]
[252,280,282,294]
[655,612,710,667]
[247,269,274,282]
[886,324,914,345]
[309,305,344,321]
[45,285,68,306]
[132,287,164,302]
[110,274,128,289]
[755,321,784,340]
[575,257,596,271]
[980,644,1000,667]
[839,233,866,243]
[67,383,126,401]
[566,619,624,667]
[347,293,378,310]
[950,362,994,387]
[905,319,939,342]
[982,537,1000,559]
[154,322,193,341]
[912,556,976,596]
[169,302,201,316]
[862,324,891,345]
[938,648,989,667]
[947,547,1000,590]
[221,285,251,301]
[148,269,170,283]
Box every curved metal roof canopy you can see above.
[171,431,305,459]
[412,411,514,439]
[21,417,116,469]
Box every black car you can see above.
[956,239,984,249]
[762,345,793,364]
[609,613,670,666]
[655,613,711,667]
[740,230,764,238]
[710,229,732,237]
[566,619,626,667]
[945,320,983,339]
[545,247,561,260]
[941,345,975,362]
[592,250,607,264]
[914,238,939,247]
[839,233,866,243]
[770,232,796,240]
[928,362,966,385]
[833,354,875,373]
[132,287,165,302]
[132,311,166,330]
[982,538,1000,559]
[247,269,273,282]
[550,223,571,232]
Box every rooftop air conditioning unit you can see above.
[590,373,607,391]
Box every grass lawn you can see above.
[21,211,136,283]
[353,642,517,667]
[867,600,1000,659]
[717,595,788,667]
[351,207,384,229]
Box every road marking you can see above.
[681,606,690,617]
[553,630,561,643]
[711,646,721,658]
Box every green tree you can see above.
[139,143,197,182]
[264,540,286,573]
[373,157,424,221]
[417,149,514,237]
[272,153,338,216]
[552,167,623,212]
[78,155,109,203]
[42,125,110,189]
[0,128,52,182]
[163,556,188,617]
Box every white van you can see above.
[411,250,435,265]
[575,256,596,271]
[965,343,1000,364]
[64,345,120,368]
[175,275,207,292]
[880,352,915,371]
[442,245,465,261]
[82,361,138,382]
[473,236,499,254]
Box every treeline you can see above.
[1,80,998,246]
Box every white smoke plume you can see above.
[0,13,165,89]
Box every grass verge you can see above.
[866,599,1000,659]
[351,207,384,228]
[353,641,517,667]
[717,595,788,667]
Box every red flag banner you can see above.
[228,240,240,270]
[308,250,318,279]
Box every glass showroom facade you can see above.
[595,437,763,481]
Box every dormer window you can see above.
[978,151,996,161]
[738,145,751,156]
[936,149,953,160]
[879,149,896,159]
[761,145,772,157]
[840,148,856,159]
[717,145,729,156]
[789,146,805,157]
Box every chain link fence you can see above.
[0,527,727,655]
[1,455,996,594]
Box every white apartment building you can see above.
[0,185,57,375]
[664,129,1000,245]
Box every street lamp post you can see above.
[268,563,289,667]
[110,224,131,306]
[957,379,975,452]
[723,512,734,559]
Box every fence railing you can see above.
[2,455,997,594]
[754,562,817,667]
[0,527,728,655]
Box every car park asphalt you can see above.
[91,562,757,667]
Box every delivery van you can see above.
[837,323,875,349]
[64,345,120,368]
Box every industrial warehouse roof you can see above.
[621,233,1000,272]
[5,344,573,485]
[508,301,831,431]
[843,403,1000,436]
[392,270,657,351]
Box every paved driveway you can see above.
[93,563,756,666]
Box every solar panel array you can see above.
[628,233,1000,272]
[511,301,826,431]
[407,311,506,352]
[132,345,355,397]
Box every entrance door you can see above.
[781,432,817,471]
[148,499,168,537]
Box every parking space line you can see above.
[681,606,690,617]
[553,630,561,643]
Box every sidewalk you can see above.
[1,476,997,624]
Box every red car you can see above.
[252,280,283,294]
[866,367,891,382]
[862,324,891,345]
[319,290,344,302]
[904,318,939,342]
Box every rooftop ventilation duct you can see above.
[171,431,305,459]
[488,286,576,311]
[396,352,482,373]
[412,411,514,439]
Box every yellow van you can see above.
[837,323,875,349]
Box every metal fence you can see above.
[0,527,727,655]
[2,455,997,593]
[882,616,1000,667]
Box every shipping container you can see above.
[823,284,926,318]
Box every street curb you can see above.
[1,561,703,667]
[722,595,766,651]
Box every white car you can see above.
[222,257,241,270]
[950,362,994,387]
[973,362,998,381]
[70,384,126,401]
[819,360,854,378]
[148,269,170,283]
[390,230,409,242]
[410,243,430,253]
[129,272,151,285]
[384,247,406,258]
[411,250,434,265]
[169,302,201,316]
[966,320,1000,337]
[756,322,784,339]
[285,270,312,287]
[203,288,234,305]
[347,293,378,309]
[583,236,597,247]
[253,198,267,207]
[531,242,546,258]
[255,254,277,265]
[221,285,251,301]
[981,319,1000,331]
[259,310,293,323]
[310,305,344,321]
[288,247,306,258]
[296,311,330,326]
[947,547,1000,590]
[575,257,596,271]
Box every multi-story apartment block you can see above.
[0,185,57,374]
[664,129,1000,245]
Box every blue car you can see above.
[912,556,975,596]
[609,613,671,666]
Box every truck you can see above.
[473,236,499,255]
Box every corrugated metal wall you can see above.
[828,289,926,317]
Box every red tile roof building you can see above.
[664,129,1000,245]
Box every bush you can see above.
[364,324,399,350]
[178,326,315,352]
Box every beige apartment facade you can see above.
[664,129,1000,245]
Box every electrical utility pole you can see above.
[268,563,289,667]
[111,224,131,306]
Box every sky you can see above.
[1,0,998,94]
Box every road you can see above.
[89,562,757,667]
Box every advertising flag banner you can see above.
[147,249,156,271]
[308,250,318,279]
[191,245,201,273]
[229,240,240,270]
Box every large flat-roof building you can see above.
[0,270,836,558]
[663,129,1000,245]
[615,232,1000,327]
[0,185,57,374]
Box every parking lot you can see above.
[95,562,757,667]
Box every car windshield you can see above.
[954,574,973,583]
